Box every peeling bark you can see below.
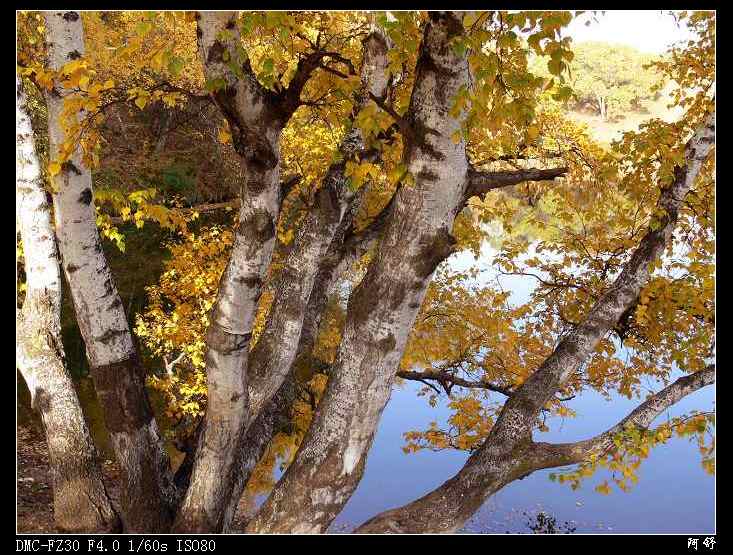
[16,75,120,533]
[354,109,716,533]
[43,11,175,533]
[247,12,471,533]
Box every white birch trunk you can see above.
[16,75,119,532]
[174,11,285,532]
[247,12,471,533]
[43,11,176,532]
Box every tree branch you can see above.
[529,364,716,470]
[279,50,334,116]
[280,48,360,117]
[396,367,574,407]
[464,166,569,202]
[397,369,515,397]
[487,109,714,450]
[104,176,300,225]
[163,352,186,376]
[368,91,411,136]
[353,109,715,534]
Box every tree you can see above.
[16,74,119,533]
[38,10,177,532]
[530,41,662,121]
[16,10,715,534]
[573,42,661,121]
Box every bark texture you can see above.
[247,29,391,425]
[179,217,375,527]
[179,26,392,532]
[43,11,176,533]
[464,166,568,202]
[247,12,471,533]
[354,109,716,533]
[174,11,285,532]
[16,75,120,533]
[219,213,381,526]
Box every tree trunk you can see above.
[176,26,391,531]
[247,12,471,533]
[354,109,716,533]
[355,366,716,533]
[16,75,120,533]
[288,180,390,380]
[596,93,607,120]
[173,11,285,532]
[43,11,176,533]
[247,28,391,431]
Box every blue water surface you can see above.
[328,379,714,533]
[261,246,715,534]
[328,249,715,533]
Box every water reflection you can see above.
[17,241,714,534]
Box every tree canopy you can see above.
[16,10,715,534]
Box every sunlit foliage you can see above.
[17,10,714,499]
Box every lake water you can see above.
[322,246,716,533]
[17,243,715,534]
[325,377,715,533]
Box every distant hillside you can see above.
[531,40,682,147]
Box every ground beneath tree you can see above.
[16,424,252,533]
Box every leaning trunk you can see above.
[247,12,471,533]
[16,75,119,533]
[43,11,176,532]
[355,109,716,533]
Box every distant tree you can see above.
[531,41,662,120]
[569,42,662,120]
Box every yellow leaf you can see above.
[48,161,61,176]
[218,127,232,144]
[595,482,612,495]
[152,49,166,70]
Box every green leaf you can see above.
[168,56,184,77]
[451,39,467,57]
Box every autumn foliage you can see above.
[16,10,714,533]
